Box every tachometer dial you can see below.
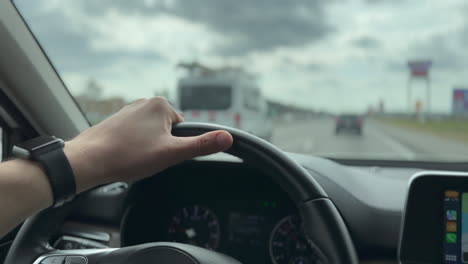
[167,205,220,250]
[269,215,319,264]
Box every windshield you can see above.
[14,0,468,161]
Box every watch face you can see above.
[16,136,63,152]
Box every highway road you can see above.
[271,118,468,161]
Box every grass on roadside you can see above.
[380,117,468,143]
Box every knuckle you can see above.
[195,137,207,156]
[147,97,168,111]
[196,136,211,156]
[151,96,167,104]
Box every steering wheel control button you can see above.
[40,256,66,264]
[54,235,108,250]
[64,256,87,264]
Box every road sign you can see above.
[452,88,468,114]
[408,60,432,77]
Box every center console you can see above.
[399,172,468,264]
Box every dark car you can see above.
[335,115,363,134]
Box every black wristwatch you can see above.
[12,136,76,207]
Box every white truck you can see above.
[175,71,272,141]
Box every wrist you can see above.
[64,141,94,193]
[64,138,114,192]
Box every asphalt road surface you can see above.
[271,118,468,161]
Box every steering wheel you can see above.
[5,123,359,264]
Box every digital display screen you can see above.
[227,212,268,246]
[225,212,273,263]
[443,190,465,263]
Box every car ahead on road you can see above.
[3,1,468,264]
[335,115,363,134]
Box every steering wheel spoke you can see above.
[33,243,241,264]
[33,249,116,264]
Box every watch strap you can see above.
[34,147,76,207]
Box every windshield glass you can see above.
[14,0,468,161]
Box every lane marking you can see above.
[366,124,416,160]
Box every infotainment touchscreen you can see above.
[443,190,466,263]
[399,174,468,264]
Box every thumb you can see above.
[174,130,233,160]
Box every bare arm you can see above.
[0,97,233,236]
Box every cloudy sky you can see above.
[14,0,468,113]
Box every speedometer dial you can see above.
[167,205,220,250]
[269,215,319,264]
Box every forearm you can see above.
[0,141,98,237]
[0,158,53,236]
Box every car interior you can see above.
[1,0,468,264]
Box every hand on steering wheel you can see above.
[65,97,233,193]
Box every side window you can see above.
[244,88,260,111]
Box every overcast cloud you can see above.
[77,0,334,55]
[13,0,468,113]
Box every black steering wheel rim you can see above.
[173,122,328,203]
[5,122,358,264]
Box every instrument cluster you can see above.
[121,163,323,264]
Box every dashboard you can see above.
[45,154,442,264]
[121,162,322,264]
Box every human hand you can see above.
[64,97,233,192]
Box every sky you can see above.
[13,0,468,113]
